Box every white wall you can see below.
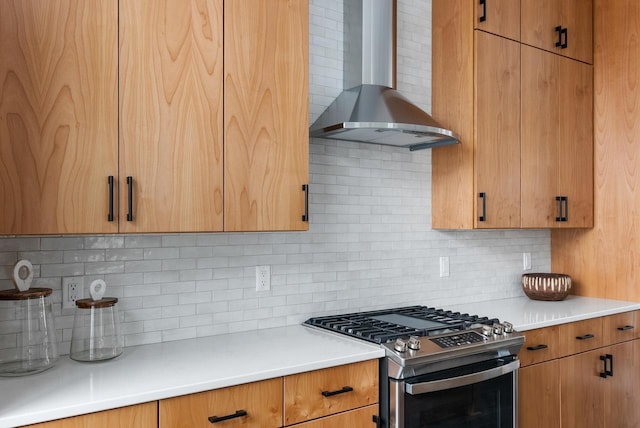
[0,0,550,355]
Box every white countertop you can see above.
[447,295,640,331]
[2,295,640,427]
[0,325,384,428]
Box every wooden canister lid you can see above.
[75,297,118,309]
[0,288,53,300]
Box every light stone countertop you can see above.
[2,295,640,427]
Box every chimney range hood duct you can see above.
[310,0,460,151]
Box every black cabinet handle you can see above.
[321,386,353,397]
[526,344,548,351]
[208,410,247,424]
[576,333,595,340]
[555,26,568,49]
[126,176,133,221]
[108,176,114,222]
[600,354,613,378]
[479,0,487,22]
[617,325,634,331]
[373,415,381,427]
[302,184,309,222]
[555,26,563,47]
[478,192,486,222]
[556,196,568,222]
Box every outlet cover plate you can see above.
[62,276,84,310]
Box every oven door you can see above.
[390,356,519,428]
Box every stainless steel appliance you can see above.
[305,306,524,428]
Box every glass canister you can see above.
[70,280,122,362]
[0,260,58,376]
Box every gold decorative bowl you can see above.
[522,273,572,301]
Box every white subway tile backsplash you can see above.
[0,0,550,355]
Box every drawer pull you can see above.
[617,325,634,331]
[576,333,594,340]
[599,354,614,378]
[208,410,247,424]
[321,386,353,397]
[526,344,548,351]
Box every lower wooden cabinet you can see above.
[22,402,157,428]
[519,311,640,428]
[159,378,283,428]
[291,404,379,428]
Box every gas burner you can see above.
[304,305,499,344]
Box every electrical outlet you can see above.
[439,257,450,278]
[256,266,271,291]
[523,252,532,271]
[62,277,84,310]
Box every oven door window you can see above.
[403,357,516,428]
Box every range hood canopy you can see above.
[309,0,460,151]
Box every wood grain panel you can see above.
[603,341,640,428]
[518,361,560,428]
[23,402,157,428]
[551,0,640,300]
[290,405,379,428]
[224,0,309,232]
[432,0,475,229]
[558,317,603,356]
[560,350,605,428]
[474,0,520,41]
[521,0,593,64]
[283,360,378,425]
[474,32,520,228]
[603,310,639,345]
[0,0,117,234]
[119,0,223,233]
[519,325,560,367]
[159,378,283,428]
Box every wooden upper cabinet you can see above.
[0,0,118,234]
[521,45,593,228]
[474,31,521,228]
[224,0,309,232]
[521,0,593,64]
[119,0,224,233]
[475,0,521,41]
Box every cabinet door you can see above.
[0,0,118,234]
[23,402,157,428]
[474,31,521,228]
[224,0,309,232]
[474,0,520,41]
[518,360,560,428]
[159,378,283,428]
[119,0,224,233]
[560,349,605,428]
[603,341,640,428]
[522,46,593,228]
[290,405,379,428]
[521,0,593,64]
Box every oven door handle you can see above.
[405,359,520,395]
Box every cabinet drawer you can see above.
[558,317,603,356]
[289,404,379,428]
[159,378,283,428]
[284,360,379,425]
[23,402,157,428]
[603,311,639,345]
[520,325,560,367]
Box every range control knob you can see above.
[407,336,421,351]
[394,338,408,353]
[481,325,493,337]
[503,322,514,333]
[493,323,504,335]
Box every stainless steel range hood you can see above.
[309,0,460,151]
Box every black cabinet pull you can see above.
[373,415,381,428]
[561,27,568,49]
[605,354,613,377]
[321,386,353,397]
[526,344,548,351]
[617,325,634,331]
[208,410,247,424]
[600,354,608,378]
[126,176,133,221]
[555,196,568,222]
[302,184,309,222]
[478,192,486,222]
[479,0,487,22]
[576,333,595,340]
[555,26,563,47]
[108,176,114,222]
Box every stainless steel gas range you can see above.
[305,306,524,428]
